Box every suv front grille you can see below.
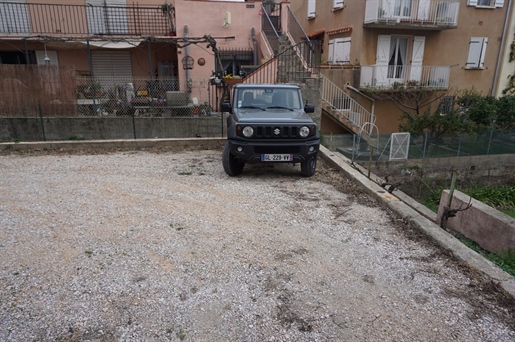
[255,126,299,138]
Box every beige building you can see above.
[289,0,513,134]
[0,0,269,109]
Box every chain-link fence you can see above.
[76,76,218,118]
[323,130,515,162]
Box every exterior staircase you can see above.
[246,3,375,136]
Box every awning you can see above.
[327,26,353,35]
[308,28,325,39]
[82,39,143,49]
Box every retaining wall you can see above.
[437,190,515,254]
[0,115,229,141]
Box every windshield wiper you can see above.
[266,106,293,111]
[240,106,265,111]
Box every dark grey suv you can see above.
[221,84,320,177]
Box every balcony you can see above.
[364,0,459,30]
[0,2,175,38]
[359,65,450,90]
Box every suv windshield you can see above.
[236,88,302,110]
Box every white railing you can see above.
[322,75,375,133]
[364,0,460,26]
[359,65,451,89]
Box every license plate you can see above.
[261,154,293,162]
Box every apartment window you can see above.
[388,36,409,78]
[307,0,316,18]
[467,0,505,8]
[394,0,412,17]
[466,37,488,69]
[440,96,455,114]
[327,38,350,64]
[333,0,344,10]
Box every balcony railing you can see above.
[0,2,174,37]
[360,65,451,90]
[364,0,460,29]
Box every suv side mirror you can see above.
[304,103,315,113]
[221,102,232,113]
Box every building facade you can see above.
[289,0,512,133]
[0,0,270,111]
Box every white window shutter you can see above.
[466,37,487,68]
[495,0,504,7]
[308,0,316,18]
[334,38,351,63]
[467,0,478,6]
[328,40,335,63]
[410,36,425,81]
[375,35,391,86]
[376,35,390,66]
[479,38,488,67]
[333,0,344,9]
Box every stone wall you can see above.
[437,190,515,254]
[0,115,229,141]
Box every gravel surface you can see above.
[1,148,514,341]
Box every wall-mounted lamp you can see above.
[44,44,51,65]
[223,11,231,28]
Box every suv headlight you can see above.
[299,126,310,138]
[242,126,254,138]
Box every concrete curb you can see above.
[0,137,226,151]
[2,139,514,299]
[319,145,515,300]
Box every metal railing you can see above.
[261,4,280,55]
[75,76,217,117]
[243,40,320,85]
[364,0,459,27]
[0,2,174,36]
[322,76,375,134]
[360,65,451,89]
[286,5,307,47]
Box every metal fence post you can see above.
[487,129,493,155]
[38,103,46,141]
[132,109,137,139]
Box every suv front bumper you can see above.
[227,139,320,164]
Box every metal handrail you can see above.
[321,75,375,134]
[287,5,310,45]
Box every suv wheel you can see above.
[301,155,317,177]
[222,142,245,176]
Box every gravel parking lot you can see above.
[1,147,514,341]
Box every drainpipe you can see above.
[184,25,190,83]
[491,0,513,97]
[251,28,258,66]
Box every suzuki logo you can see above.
[274,128,281,136]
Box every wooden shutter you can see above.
[375,35,391,86]
[409,36,425,81]
[333,0,344,10]
[334,38,351,63]
[466,37,488,68]
[307,0,316,18]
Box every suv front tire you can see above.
[222,142,245,176]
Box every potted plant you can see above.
[160,2,176,36]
